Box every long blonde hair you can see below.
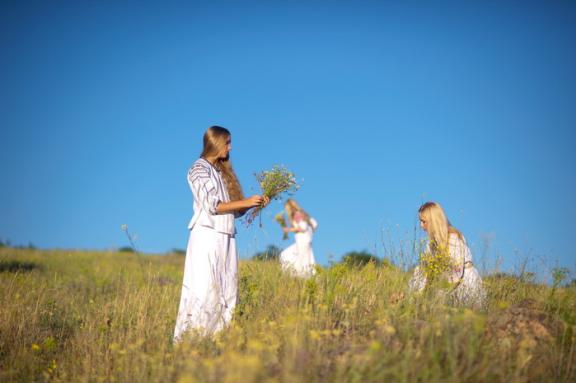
[200,126,244,201]
[285,199,312,227]
[418,201,462,252]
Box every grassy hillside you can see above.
[0,248,574,382]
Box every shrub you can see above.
[252,245,281,261]
[341,250,381,267]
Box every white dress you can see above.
[409,233,486,308]
[173,159,238,341]
[280,218,317,278]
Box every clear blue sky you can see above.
[1,0,575,280]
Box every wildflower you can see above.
[42,336,56,351]
[309,330,321,341]
[420,243,453,286]
[382,324,396,336]
[369,341,381,352]
[120,223,139,253]
[47,359,57,372]
[31,343,41,352]
[244,165,299,226]
[274,211,289,240]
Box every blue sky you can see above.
[1,0,575,280]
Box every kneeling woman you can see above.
[409,202,486,308]
[280,199,318,278]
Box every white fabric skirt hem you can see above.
[173,225,238,342]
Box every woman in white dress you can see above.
[280,199,318,278]
[174,126,269,341]
[409,202,486,308]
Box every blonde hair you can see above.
[418,201,462,252]
[285,199,312,227]
[200,126,244,201]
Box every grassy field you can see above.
[0,247,574,382]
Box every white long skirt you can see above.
[173,225,238,342]
[452,266,486,309]
[280,238,316,278]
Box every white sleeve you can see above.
[188,164,220,215]
[449,236,468,268]
[310,217,318,230]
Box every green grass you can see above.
[0,248,574,382]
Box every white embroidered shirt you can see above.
[187,158,235,235]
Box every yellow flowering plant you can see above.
[420,243,454,289]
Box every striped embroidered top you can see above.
[187,158,235,235]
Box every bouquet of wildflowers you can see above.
[244,165,299,226]
[275,212,289,240]
[420,244,454,289]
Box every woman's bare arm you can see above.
[216,195,270,215]
[283,226,303,233]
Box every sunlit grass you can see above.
[0,248,574,382]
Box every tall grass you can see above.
[0,248,574,382]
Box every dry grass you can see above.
[0,248,574,382]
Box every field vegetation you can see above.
[0,247,574,382]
